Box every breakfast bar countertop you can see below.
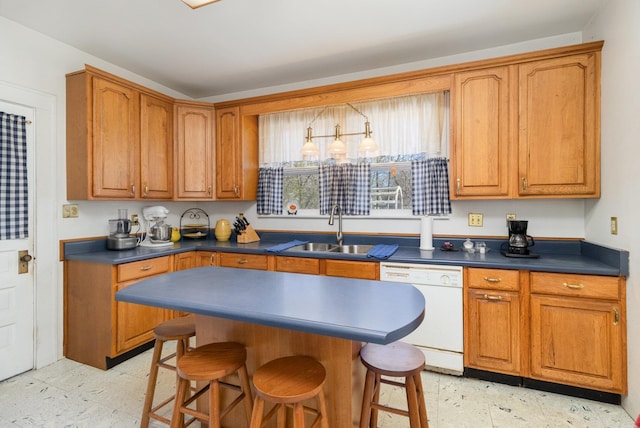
[114,266,426,344]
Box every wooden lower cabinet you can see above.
[174,251,196,271]
[65,256,172,369]
[324,259,379,280]
[464,268,522,375]
[465,288,521,375]
[529,272,627,394]
[218,252,271,270]
[464,268,627,394]
[275,256,321,274]
[196,250,216,267]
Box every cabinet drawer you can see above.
[275,256,320,275]
[325,260,378,280]
[467,268,520,291]
[218,253,269,270]
[530,272,620,300]
[117,256,171,282]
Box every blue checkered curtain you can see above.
[257,167,284,214]
[319,163,370,215]
[411,157,451,215]
[0,112,29,240]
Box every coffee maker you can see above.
[107,209,138,250]
[505,220,537,257]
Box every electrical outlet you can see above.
[62,204,79,218]
[506,213,516,221]
[610,217,618,235]
[131,214,139,226]
[468,213,483,227]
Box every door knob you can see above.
[18,250,32,274]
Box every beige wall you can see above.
[583,0,640,418]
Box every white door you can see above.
[0,100,35,380]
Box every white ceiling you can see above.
[0,0,607,99]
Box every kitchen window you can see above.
[258,92,450,217]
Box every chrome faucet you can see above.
[328,204,343,246]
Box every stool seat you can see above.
[359,342,428,428]
[176,341,246,381]
[153,315,196,341]
[171,342,253,428]
[360,341,425,376]
[141,315,196,427]
[251,356,329,428]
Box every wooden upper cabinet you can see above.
[215,106,259,200]
[140,94,173,199]
[451,66,511,198]
[518,52,600,197]
[66,66,174,200]
[174,102,215,200]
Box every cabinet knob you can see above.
[613,307,620,325]
[130,184,135,196]
[522,177,528,191]
[483,294,503,301]
[456,178,461,193]
[483,277,501,283]
[237,259,248,264]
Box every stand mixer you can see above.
[140,206,174,247]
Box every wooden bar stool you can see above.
[250,355,329,428]
[170,341,253,428]
[359,341,428,428]
[141,315,196,427]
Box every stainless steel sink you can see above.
[328,244,375,254]
[291,242,339,252]
[288,242,374,254]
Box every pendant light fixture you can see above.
[301,103,378,160]
[182,0,222,9]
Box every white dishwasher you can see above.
[380,262,463,375]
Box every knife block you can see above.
[237,225,260,243]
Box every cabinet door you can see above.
[215,107,242,199]
[324,260,378,280]
[530,295,625,393]
[140,93,173,199]
[175,104,215,199]
[465,289,520,375]
[518,53,599,196]
[451,66,511,198]
[174,251,196,271]
[275,256,321,275]
[115,280,168,354]
[197,251,217,267]
[92,77,139,198]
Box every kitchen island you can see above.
[115,266,425,427]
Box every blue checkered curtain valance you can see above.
[411,157,451,215]
[257,167,284,215]
[0,111,29,240]
[319,163,370,215]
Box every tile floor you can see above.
[0,343,634,428]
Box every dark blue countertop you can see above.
[115,266,425,344]
[64,232,629,277]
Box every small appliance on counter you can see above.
[140,206,174,248]
[107,209,138,250]
[502,220,538,258]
